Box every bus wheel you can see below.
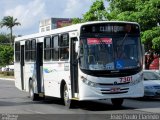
[63,84,73,108]
[111,98,124,107]
[29,80,39,101]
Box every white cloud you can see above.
[63,0,92,18]
[4,0,47,30]
[0,0,109,35]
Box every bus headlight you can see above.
[81,76,97,87]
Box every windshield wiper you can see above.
[119,33,128,47]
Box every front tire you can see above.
[62,84,73,108]
[111,98,124,107]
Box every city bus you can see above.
[14,21,144,108]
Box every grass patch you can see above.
[0,71,14,79]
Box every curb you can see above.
[0,78,15,81]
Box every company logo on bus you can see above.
[113,81,118,85]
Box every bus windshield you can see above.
[79,36,142,71]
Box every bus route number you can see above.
[120,76,132,83]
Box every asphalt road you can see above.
[0,79,160,120]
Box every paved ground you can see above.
[0,79,160,120]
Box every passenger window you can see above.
[60,47,69,60]
[59,33,69,61]
[31,39,36,61]
[15,42,20,62]
[44,37,51,61]
[60,34,69,46]
[25,40,30,61]
[52,36,59,60]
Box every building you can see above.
[39,18,72,32]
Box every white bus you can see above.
[14,21,144,108]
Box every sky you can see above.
[0,0,109,36]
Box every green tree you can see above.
[142,26,160,51]
[0,16,21,46]
[0,33,10,44]
[72,0,108,24]
[106,0,160,51]
[106,0,160,69]
[72,18,82,24]
[83,0,108,21]
[0,45,14,66]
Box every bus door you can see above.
[36,42,43,93]
[70,37,79,97]
[20,45,25,90]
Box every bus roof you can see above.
[15,21,139,42]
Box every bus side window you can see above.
[52,35,59,61]
[60,34,69,47]
[60,47,69,60]
[44,37,51,61]
[25,40,31,62]
[59,33,69,61]
[15,41,20,62]
[31,39,36,61]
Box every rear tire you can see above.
[111,98,124,107]
[29,80,39,101]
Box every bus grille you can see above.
[100,88,129,94]
[97,83,130,94]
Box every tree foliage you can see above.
[72,0,160,52]
[72,18,82,24]
[83,0,107,21]
[141,26,160,51]
[0,33,10,44]
[72,0,108,24]
[0,45,14,66]
[106,0,160,52]
[72,0,160,69]
[0,16,21,46]
[0,33,13,66]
